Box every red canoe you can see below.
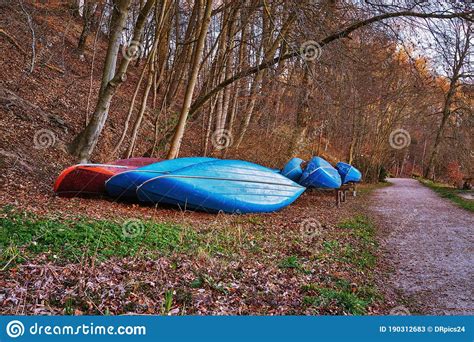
[53,158,161,197]
[112,157,161,167]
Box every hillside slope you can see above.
[0,2,344,216]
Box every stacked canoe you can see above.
[105,157,217,200]
[54,157,304,214]
[53,157,161,197]
[336,162,362,184]
[54,156,361,214]
[281,157,362,188]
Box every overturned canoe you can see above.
[113,157,161,167]
[53,158,160,197]
[53,164,132,197]
[105,157,217,200]
[281,157,304,182]
[136,159,305,214]
[299,157,342,189]
[336,162,362,184]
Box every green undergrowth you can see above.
[0,206,258,268]
[417,178,474,212]
[303,215,380,315]
[317,215,378,270]
[302,284,371,315]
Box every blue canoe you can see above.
[336,162,362,184]
[105,157,217,200]
[298,157,342,189]
[136,159,305,213]
[281,157,304,182]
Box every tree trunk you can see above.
[288,67,313,156]
[217,5,237,136]
[70,0,155,162]
[99,0,130,97]
[166,2,200,108]
[203,95,219,156]
[110,56,149,157]
[424,81,458,179]
[125,51,157,158]
[166,0,213,159]
[122,0,171,158]
[235,13,295,147]
[77,0,98,53]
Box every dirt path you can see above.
[370,178,474,315]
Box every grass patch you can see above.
[303,215,381,314]
[338,215,376,243]
[200,224,261,255]
[2,206,269,269]
[417,178,474,212]
[323,215,378,270]
[0,209,200,267]
[337,216,378,268]
[301,275,381,315]
[278,255,301,269]
[189,273,228,294]
[302,287,368,315]
[322,240,339,253]
[0,206,263,269]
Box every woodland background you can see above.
[0,0,472,188]
[0,0,473,316]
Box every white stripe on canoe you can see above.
[75,163,131,169]
[283,166,302,177]
[137,174,305,191]
[105,165,293,186]
[104,169,170,187]
[307,166,335,176]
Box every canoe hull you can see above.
[105,157,217,200]
[299,157,342,189]
[113,157,161,167]
[336,162,362,184]
[53,164,132,197]
[137,160,305,213]
[281,157,304,182]
[54,158,161,197]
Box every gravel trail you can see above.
[370,178,474,315]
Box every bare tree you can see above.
[70,0,156,162]
[425,19,472,178]
[166,0,213,159]
[77,0,99,53]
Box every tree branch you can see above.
[189,10,473,116]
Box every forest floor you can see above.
[2,176,472,315]
[1,180,399,315]
[1,1,472,317]
[370,178,474,315]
